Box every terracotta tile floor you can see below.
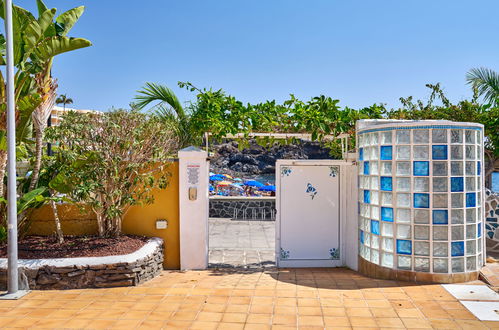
[1,268,498,329]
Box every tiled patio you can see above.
[0,268,497,329]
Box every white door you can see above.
[277,164,341,267]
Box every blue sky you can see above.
[14,0,499,111]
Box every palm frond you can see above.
[466,67,499,106]
[135,82,185,118]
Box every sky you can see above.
[12,0,499,112]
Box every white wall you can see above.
[178,147,209,270]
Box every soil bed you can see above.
[0,235,149,259]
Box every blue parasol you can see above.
[244,180,265,188]
[259,185,276,192]
[210,174,225,181]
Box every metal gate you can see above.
[276,160,342,267]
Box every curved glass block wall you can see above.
[357,120,484,280]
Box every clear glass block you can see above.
[465,161,476,175]
[466,240,476,255]
[451,226,464,240]
[414,145,429,160]
[451,209,464,224]
[371,147,379,160]
[465,130,475,144]
[382,238,394,252]
[414,178,429,192]
[397,225,411,239]
[466,256,476,271]
[396,162,411,176]
[371,176,379,190]
[371,191,379,205]
[360,204,369,217]
[415,241,430,256]
[370,161,379,175]
[372,132,379,145]
[396,130,410,144]
[433,162,448,176]
[433,258,449,273]
[466,145,475,160]
[364,233,371,247]
[432,129,447,143]
[381,192,393,206]
[396,146,410,160]
[361,245,370,260]
[396,177,411,192]
[363,147,370,161]
[413,129,429,143]
[397,256,412,270]
[397,209,411,223]
[396,193,411,208]
[371,234,379,249]
[414,225,429,240]
[452,258,465,272]
[381,252,393,268]
[381,162,392,176]
[433,194,448,208]
[451,193,463,208]
[433,242,448,257]
[466,208,476,223]
[382,223,393,237]
[381,131,392,144]
[433,227,448,241]
[371,249,380,264]
[371,205,380,220]
[451,145,463,160]
[414,209,430,224]
[478,238,482,253]
[433,177,448,192]
[415,257,430,272]
[477,132,481,144]
[466,224,476,239]
[466,177,476,191]
[451,162,463,176]
[451,129,463,143]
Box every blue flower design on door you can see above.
[306,183,317,199]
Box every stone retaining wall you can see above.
[0,238,164,290]
[209,197,275,220]
[486,189,499,254]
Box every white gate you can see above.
[276,160,357,268]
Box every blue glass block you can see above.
[478,161,481,176]
[433,210,449,224]
[396,239,412,255]
[451,177,464,192]
[364,190,370,203]
[432,145,448,160]
[364,161,370,175]
[414,193,430,208]
[371,220,380,235]
[380,177,393,191]
[359,148,364,161]
[413,161,429,176]
[380,146,393,160]
[466,193,476,207]
[360,230,364,244]
[478,223,482,237]
[381,207,394,222]
[451,241,465,257]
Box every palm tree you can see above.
[466,67,499,107]
[56,94,74,111]
[135,83,199,148]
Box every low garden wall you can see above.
[0,238,164,290]
[209,196,275,220]
[486,189,499,254]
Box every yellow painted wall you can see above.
[122,161,180,269]
[28,161,180,270]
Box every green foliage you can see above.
[466,67,499,107]
[0,224,5,242]
[45,109,178,237]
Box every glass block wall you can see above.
[357,121,485,274]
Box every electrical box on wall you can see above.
[156,219,168,229]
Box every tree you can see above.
[466,67,499,107]
[45,109,179,238]
[55,94,73,110]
